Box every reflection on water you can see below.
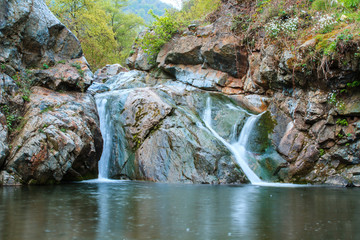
[1,182,360,240]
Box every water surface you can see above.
[1,182,359,240]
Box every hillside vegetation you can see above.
[47,0,144,69]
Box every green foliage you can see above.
[40,106,54,114]
[60,128,67,133]
[231,15,252,32]
[340,0,360,10]
[347,80,360,88]
[180,0,221,22]
[42,63,49,69]
[336,118,349,126]
[57,60,66,64]
[319,148,325,156]
[140,10,180,61]
[0,105,23,132]
[103,0,144,63]
[311,0,336,11]
[11,71,33,104]
[47,0,144,69]
[139,0,220,60]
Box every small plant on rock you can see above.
[336,118,348,126]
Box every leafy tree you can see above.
[47,0,118,69]
[103,0,144,62]
[140,10,181,62]
[47,0,145,69]
[139,0,221,60]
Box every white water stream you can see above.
[203,98,299,187]
[96,98,112,180]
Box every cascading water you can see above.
[203,97,299,187]
[203,98,263,184]
[96,97,112,180]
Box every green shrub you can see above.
[336,118,348,126]
[340,0,360,9]
[140,10,180,62]
[312,0,337,11]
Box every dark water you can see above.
[1,181,359,240]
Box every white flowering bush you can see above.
[311,13,338,33]
[265,17,299,37]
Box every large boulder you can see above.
[94,72,248,184]
[0,0,82,70]
[1,87,103,185]
[31,57,93,91]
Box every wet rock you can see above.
[0,171,21,186]
[95,77,248,183]
[32,57,93,91]
[135,111,246,184]
[87,82,110,95]
[122,88,173,149]
[94,64,128,83]
[104,70,147,90]
[4,87,102,184]
[0,112,9,169]
[229,95,268,114]
[325,175,351,187]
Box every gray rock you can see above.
[325,175,351,187]
[278,122,306,162]
[163,64,228,90]
[94,84,248,183]
[32,57,93,91]
[122,88,173,149]
[0,171,21,186]
[87,82,110,95]
[105,70,147,90]
[0,0,82,70]
[126,48,155,71]
[94,64,128,83]
[4,87,102,184]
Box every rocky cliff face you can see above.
[128,0,360,186]
[0,0,102,185]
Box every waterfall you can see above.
[203,98,263,184]
[203,97,300,187]
[96,97,112,180]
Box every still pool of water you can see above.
[1,182,359,240]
